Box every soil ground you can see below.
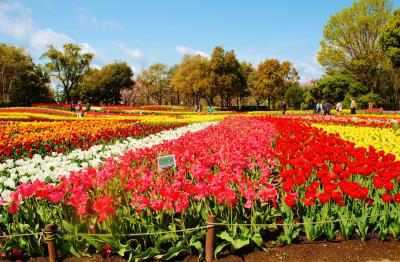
[4,239,400,262]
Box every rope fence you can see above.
[0,211,396,262]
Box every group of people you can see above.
[194,104,215,114]
[194,104,203,112]
[312,100,334,115]
[70,101,91,117]
[311,98,357,115]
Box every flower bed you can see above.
[0,117,278,260]
[0,116,399,260]
[269,116,400,243]
[313,123,400,160]
[0,122,215,194]
[0,121,185,162]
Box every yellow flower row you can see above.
[0,111,229,123]
[313,123,400,160]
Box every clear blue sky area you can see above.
[1,0,399,82]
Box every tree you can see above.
[172,54,210,105]
[137,64,170,105]
[209,46,244,108]
[120,86,142,105]
[42,43,94,104]
[0,43,31,101]
[380,9,400,68]
[80,62,134,104]
[10,65,53,105]
[317,0,393,94]
[317,71,353,102]
[236,62,253,110]
[0,43,53,105]
[285,84,304,110]
[98,62,133,104]
[250,59,299,110]
[167,65,180,105]
[79,68,100,103]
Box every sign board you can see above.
[157,155,176,169]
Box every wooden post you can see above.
[205,215,216,262]
[44,224,57,262]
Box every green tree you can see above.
[98,62,133,104]
[380,9,400,68]
[0,43,31,101]
[250,59,299,110]
[317,71,353,102]
[318,0,393,94]
[209,46,244,108]
[10,65,53,105]
[137,64,170,105]
[172,54,210,105]
[0,43,53,105]
[285,84,304,110]
[79,68,100,103]
[81,62,134,104]
[167,64,180,105]
[42,43,94,104]
[236,62,253,110]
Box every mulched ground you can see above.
[4,239,400,262]
[210,239,400,262]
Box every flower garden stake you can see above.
[44,224,57,262]
[206,215,216,262]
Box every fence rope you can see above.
[0,232,43,239]
[0,211,395,239]
[208,212,391,227]
[61,225,212,237]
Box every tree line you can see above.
[1,0,399,109]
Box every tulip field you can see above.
[0,106,399,260]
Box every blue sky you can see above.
[1,0,397,82]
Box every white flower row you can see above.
[0,121,216,199]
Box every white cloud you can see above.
[117,43,144,61]
[30,28,71,52]
[114,42,145,74]
[0,0,71,55]
[79,42,97,55]
[79,7,122,31]
[176,45,209,57]
[294,54,324,84]
[0,0,112,77]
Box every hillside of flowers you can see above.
[0,109,399,260]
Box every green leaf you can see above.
[133,247,160,262]
[231,237,249,250]
[218,230,249,250]
[62,220,77,233]
[161,242,189,260]
[155,233,176,249]
[116,242,132,257]
[214,240,230,258]
[251,232,263,247]
[219,231,234,242]
[69,245,81,257]
[189,240,203,253]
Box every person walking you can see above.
[316,100,322,114]
[350,99,357,114]
[324,101,331,115]
[281,101,287,115]
[336,101,343,115]
[311,99,317,114]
